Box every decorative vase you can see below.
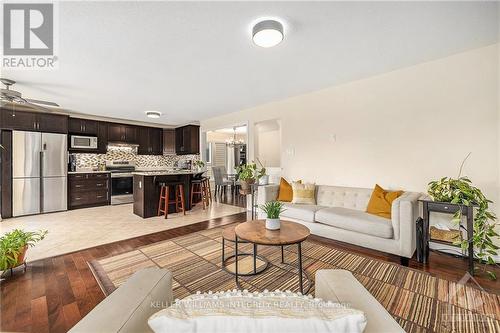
[266,218,280,230]
[259,175,269,186]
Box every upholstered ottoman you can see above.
[70,267,172,333]
[315,270,404,333]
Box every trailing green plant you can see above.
[236,163,256,181]
[0,229,47,271]
[236,162,266,182]
[256,158,267,179]
[260,201,285,219]
[427,153,499,280]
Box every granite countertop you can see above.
[68,170,110,174]
[133,169,207,176]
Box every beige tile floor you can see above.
[0,202,245,262]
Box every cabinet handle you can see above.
[96,183,103,187]
[96,195,104,199]
[75,185,82,188]
[75,197,82,200]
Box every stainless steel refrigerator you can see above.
[12,131,67,216]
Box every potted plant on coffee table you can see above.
[260,201,285,230]
[0,229,47,276]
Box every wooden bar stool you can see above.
[190,178,209,209]
[157,182,185,219]
[204,177,212,203]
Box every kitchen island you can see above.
[132,169,206,218]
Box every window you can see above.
[205,142,212,164]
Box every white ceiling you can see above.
[3,1,498,126]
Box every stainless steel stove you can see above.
[106,160,136,205]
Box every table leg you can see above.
[281,246,285,263]
[422,202,430,264]
[253,243,257,274]
[467,206,474,275]
[298,242,303,294]
[235,236,239,286]
[251,188,255,220]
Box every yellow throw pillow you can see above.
[277,178,300,202]
[291,182,316,205]
[366,184,403,219]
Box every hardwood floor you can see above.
[1,194,499,332]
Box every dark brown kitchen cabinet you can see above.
[97,121,108,153]
[68,173,110,209]
[37,113,68,133]
[124,125,138,143]
[107,123,138,144]
[0,108,68,134]
[137,127,163,155]
[68,118,98,135]
[163,129,175,155]
[107,123,123,142]
[175,125,200,155]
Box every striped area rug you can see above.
[89,226,500,333]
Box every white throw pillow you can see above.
[148,290,366,333]
[291,182,316,205]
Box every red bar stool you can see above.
[157,182,185,219]
[190,178,209,209]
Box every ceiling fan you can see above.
[0,78,60,111]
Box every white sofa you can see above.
[258,184,421,260]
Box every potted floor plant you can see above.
[427,153,499,280]
[0,229,47,274]
[260,201,285,230]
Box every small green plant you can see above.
[260,201,285,219]
[428,153,498,280]
[193,160,205,168]
[0,229,47,270]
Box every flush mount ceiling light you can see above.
[252,19,284,48]
[146,111,161,119]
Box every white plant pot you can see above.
[265,218,280,230]
[259,175,269,185]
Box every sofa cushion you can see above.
[281,203,325,223]
[148,290,367,333]
[316,186,372,211]
[366,184,403,219]
[315,207,393,239]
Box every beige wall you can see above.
[201,45,500,222]
[206,132,246,143]
[255,120,281,167]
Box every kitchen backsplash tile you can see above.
[74,147,199,169]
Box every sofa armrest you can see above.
[257,184,279,205]
[70,268,172,333]
[391,192,422,258]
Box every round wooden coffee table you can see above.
[221,225,269,276]
[234,220,311,294]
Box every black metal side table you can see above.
[419,200,475,274]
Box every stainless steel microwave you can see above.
[70,135,98,149]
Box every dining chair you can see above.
[211,166,234,197]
